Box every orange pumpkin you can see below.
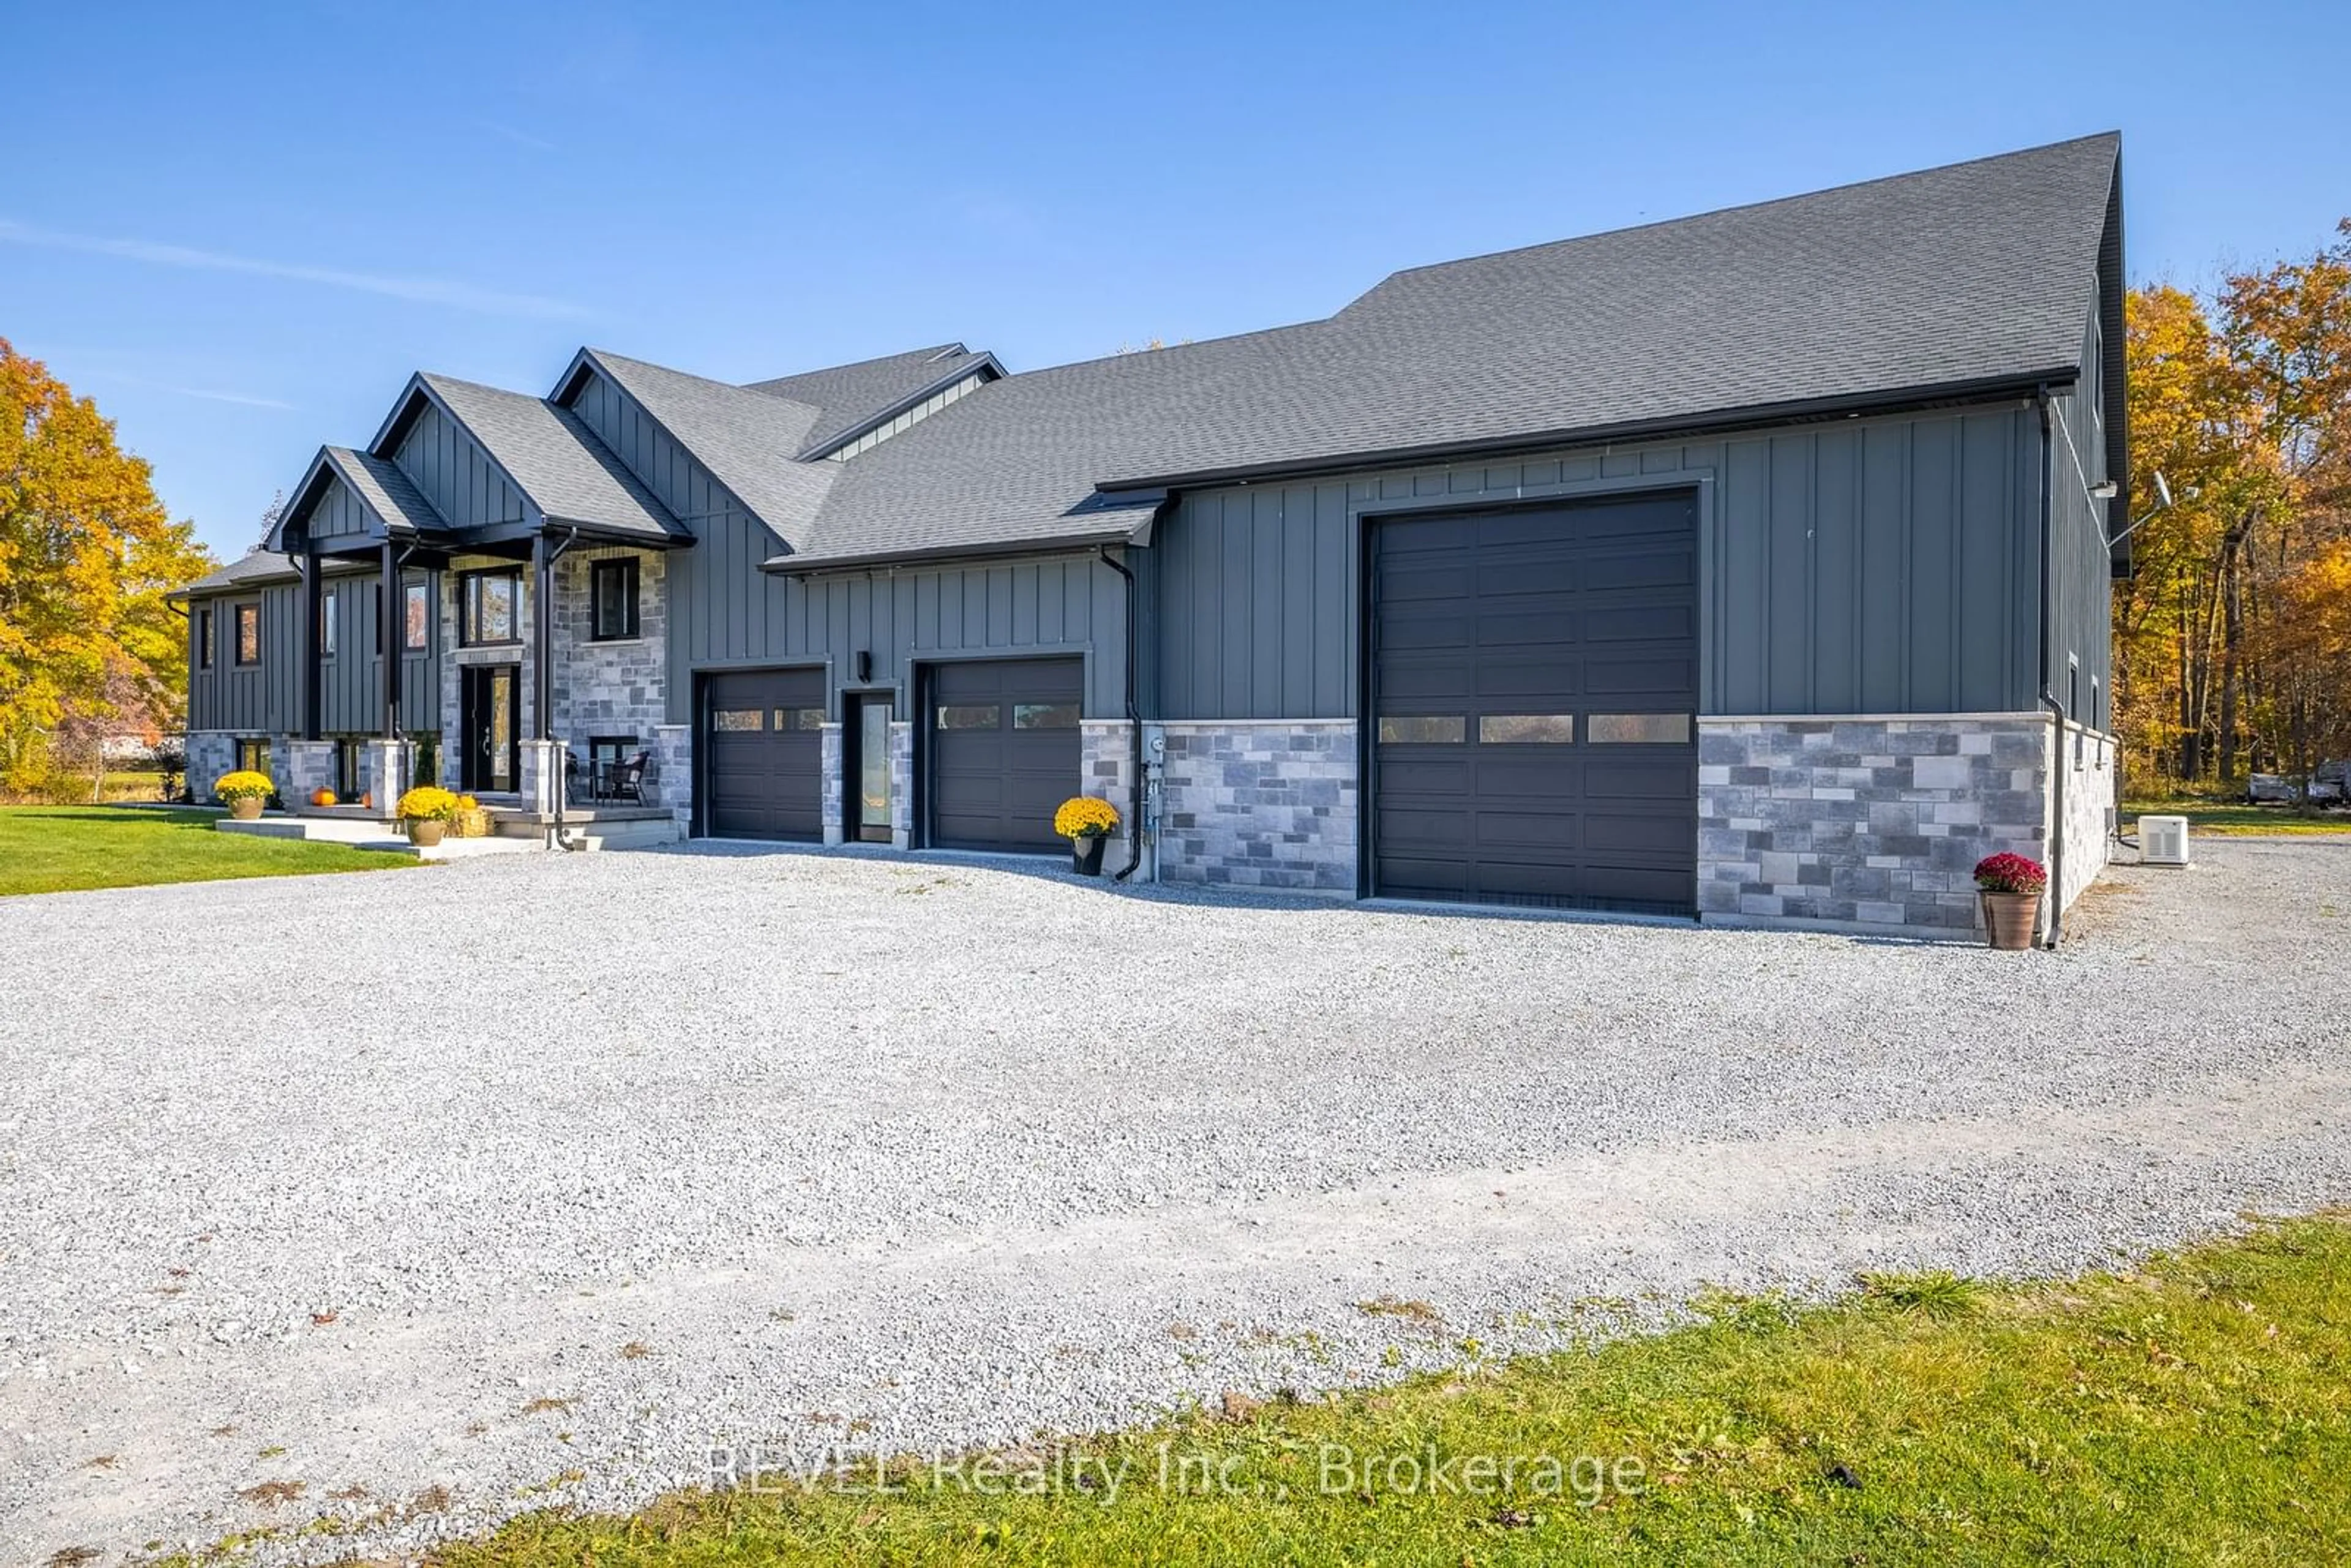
[312,787,337,808]
[361,792,373,810]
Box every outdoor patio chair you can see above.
[607,750,651,805]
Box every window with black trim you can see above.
[195,607,214,669]
[460,569,521,646]
[321,593,339,659]
[403,582,431,651]
[590,558,640,641]
[236,737,271,776]
[234,604,260,665]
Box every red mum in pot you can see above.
[1973,852,2049,895]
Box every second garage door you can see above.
[928,658,1083,853]
[1371,492,1698,915]
[704,667,825,840]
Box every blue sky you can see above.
[7,1,2347,559]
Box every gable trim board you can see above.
[175,132,2121,938]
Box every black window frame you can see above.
[321,591,339,660]
[590,557,641,642]
[459,568,523,648]
[236,737,271,776]
[402,580,431,653]
[233,603,261,666]
[195,607,214,669]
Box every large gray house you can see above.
[175,133,2126,937]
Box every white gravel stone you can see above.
[1,835,2347,1561]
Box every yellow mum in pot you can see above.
[1054,796,1120,839]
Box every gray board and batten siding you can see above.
[1149,398,2069,724]
[185,568,438,736]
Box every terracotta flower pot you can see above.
[1981,890,2042,950]
[229,798,263,820]
[1071,833,1107,876]
[407,819,446,847]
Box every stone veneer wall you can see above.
[888,722,913,849]
[2053,720,2117,915]
[186,732,236,803]
[1697,716,2054,936]
[819,723,846,846]
[652,725,692,825]
[1157,720,1357,893]
[279,740,335,806]
[549,547,669,805]
[1080,720,1138,868]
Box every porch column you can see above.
[531,532,554,740]
[380,539,402,740]
[301,541,323,741]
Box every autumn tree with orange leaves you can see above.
[0,340,216,793]
[2117,222,2351,794]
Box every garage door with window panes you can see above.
[703,667,826,840]
[928,658,1084,852]
[1371,493,1699,914]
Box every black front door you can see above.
[846,692,895,842]
[460,664,519,793]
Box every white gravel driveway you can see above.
[4,836,2348,1561]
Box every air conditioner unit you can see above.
[2139,814,2191,867]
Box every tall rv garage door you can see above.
[1371,492,1698,913]
[928,658,1084,853]
[703,667,825,839]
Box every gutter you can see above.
[2034,388,2066,951]
[1094,370,2080,495]
[761,528,1146,577]
[1096,545,1146,882]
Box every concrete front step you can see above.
[217,811,680,856]
[214,816,543,860]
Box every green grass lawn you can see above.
[2123,798,2351,836]
[0,806,413,895]
[405,1215,2351,1568]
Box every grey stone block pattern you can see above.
[1697,717,2052,935]
[280,740,335,806]
[888,722,913,849]
[1080,721,1136,864]
[186,732,235,803]
[550,548,667,762]
[2054,722,2117,913]
[1158,721,1357,893]
[651,726,692,825]
[820,723,846,846]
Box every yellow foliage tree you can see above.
[2118,219,2351,794]
[0,339,217,790]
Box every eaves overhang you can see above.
[1092,370,2083,495]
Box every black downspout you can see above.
[1098,544,1145,882]
[2034,388,2066,951]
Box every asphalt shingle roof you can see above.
[763,133,2120,568]
[582,351,839,549]
[419,374,686,542]
[320,446,448,536]
[743,344,996,458]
